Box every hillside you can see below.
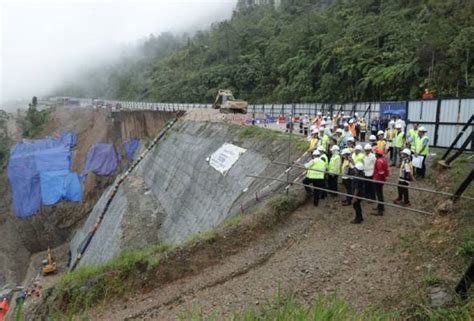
[55,0,474,103]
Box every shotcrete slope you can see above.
[71,120,301,267]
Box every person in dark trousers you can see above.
[351,163,365,224]
[328,145,341,196]
[341,148,353,206]
[394,149,415,206]
[372,148,389,216]
[303,150,327,207]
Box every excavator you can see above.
[212,89,248,114]
[41,247,57,276]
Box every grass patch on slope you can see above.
[239,126,309,151]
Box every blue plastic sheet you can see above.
[82,144,120,177]
[40,170,82,205]
[7,132,79,217]
[124,139,140,161]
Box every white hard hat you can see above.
[311,129,318,134]
[377,130,384,136]
[355,144,363,151]
[313,150,321,156]
[341,111,345,114]
[317,112,322,116]
[317,145,326,152]
[320,120,326,126]
[369,135,377,141]
[343,122,349,127]
[355,113,359,116]
[331,145,340,152]
[418,126,427,132]
[336,128,343,134]
[341,148,351,155]
[401,148,411,156]
[364,143,372,150]
[349,119,354,124]
[389,120,395,125]
[319,127,325,132]
[347,137,355,143]
[395,123,402,129]
[355,163,364,171]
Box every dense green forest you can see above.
[55,0,474,103]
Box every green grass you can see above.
[456,231,474,261]
[185,229,217,245]
[239,126,308,151]
[179,291,398,321]
[15,300,23,321]
[423,272,443,287]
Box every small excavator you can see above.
[41,247,57,276]
[212,89,248,114]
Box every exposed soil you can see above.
[83,172,443,321]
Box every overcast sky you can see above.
[0,0,237,104]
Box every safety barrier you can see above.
[70,115,181,271]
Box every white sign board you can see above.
[209,143,247,176]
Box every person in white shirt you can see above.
[363,143,376,200]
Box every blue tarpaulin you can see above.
[82,144,120,177]
[124,139,140,161]
[40,170,82,205]
[7,132,80,218]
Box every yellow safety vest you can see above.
[394,131,405,148]
[352,152,365,165]
[329,154,341,175]
[376,140,386,151]
[307,158,326,179]
[417,135,430,155]
[309,138,318,151]
[409,129,418,142]
[386,128,396,141]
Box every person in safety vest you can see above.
[351,162,365,224]
[376,130,386,152]
[317,145,329,199]
[359,118,367,142]
[346,137,355,152]
[363,144,376,200]
[369,134,377,147]
[391,123,404,167]
[328,145,341,195]
[394,149,415,206]
[385,121,396,164]
[303,150,327,207]
[335,128,345,149]
[372,148,389,216]
[343,123,353,145]
[319,127,329,154]
[351,144,365,165]
[341,148,354,206]
[308,129,319,152]
[415,126,430,179]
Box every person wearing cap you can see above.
[392,123,405,167]
[385,121,396,163]
[319,128,330,153]
[359,117,367,142]
[415,126,430,178]
[376,130,386,152]
[363,144,376,200]
[335,128,345,149]
[348,119,357,137]
[317,145,329,199]
[394,149,415,206]
[303,115,310,136]
[328,145,341,195]
[394,115,406,132]
[369,135,377,147]
[372,148,389,216]
[314,112,323,128]
[351,162,365,224]
[341,148,353,206]
[408,123,419,144]
[346,137,355,152]
[343,123,353,145]
[303,150,327,207]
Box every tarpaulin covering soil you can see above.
[82,144,120,177]
[7,132,80,218]
[40,170,82,205]
[124,139,140,161]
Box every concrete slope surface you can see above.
[71,120,300,268]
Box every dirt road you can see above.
[88,175,436,320]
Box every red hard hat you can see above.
[374,148,384,156]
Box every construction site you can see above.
[0,98,471,320]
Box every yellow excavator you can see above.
[41,247,57,276]
[212,89,248,114]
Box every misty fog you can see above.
[0,0,237,109]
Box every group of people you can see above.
[299,112,430,224]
